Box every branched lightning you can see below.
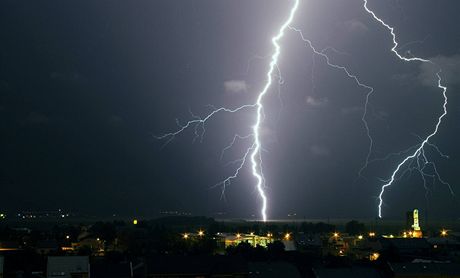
[157,0,452,221]
[157,0,300,221]
[288,26,375,179]
[363,0,453,218]
[248,0,300,222]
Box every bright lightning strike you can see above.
[249,0,299,222]
[157,0,300,222]
[363,0,453,218]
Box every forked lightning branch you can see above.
[158,0,452,220]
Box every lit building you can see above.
[218,233,273,248]
[406,209,423,238]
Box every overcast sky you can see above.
[1,0,459,220]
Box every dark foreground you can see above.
[0,216,459,277]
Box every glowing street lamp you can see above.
[198,230,204,237]
[183,233,189,239]
[284,233,291,240]
[370,252,380,261]
[441,229,448,237]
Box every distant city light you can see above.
[441,229,448,237]
[370,252,380,261]
[284,233,291,240]
[368,232,376,237]
[198,230,204,236]
[358,235,363,240]
[333,232,339,238]
[183,233,189,239]
[133,219,138,225]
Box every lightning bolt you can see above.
[288,26,375,182]
[157,0,300,221]
[363,0,453,218]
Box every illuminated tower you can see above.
[411,209,423,238]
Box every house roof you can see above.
[381,238,431,250]
[428,237,460,246]
[91,261,132,278]
[390,262,460,276]
[146,255,247,275]
[313,266,381,278]
[36,239,59,249]
[47,256,89,276]
[249,262,301,278]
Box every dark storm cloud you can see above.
[0,0,459,219]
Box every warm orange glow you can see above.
[284,233,291,240]
[368,232,376,237]
[333,232,339,238]
[370,252,380,261]
[183,233,189,239]
[198,230,204,236]
[441,229,448,237]
[236,233,241,239]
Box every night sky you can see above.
[1,0,459,220]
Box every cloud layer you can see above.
[224,80,248,94]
